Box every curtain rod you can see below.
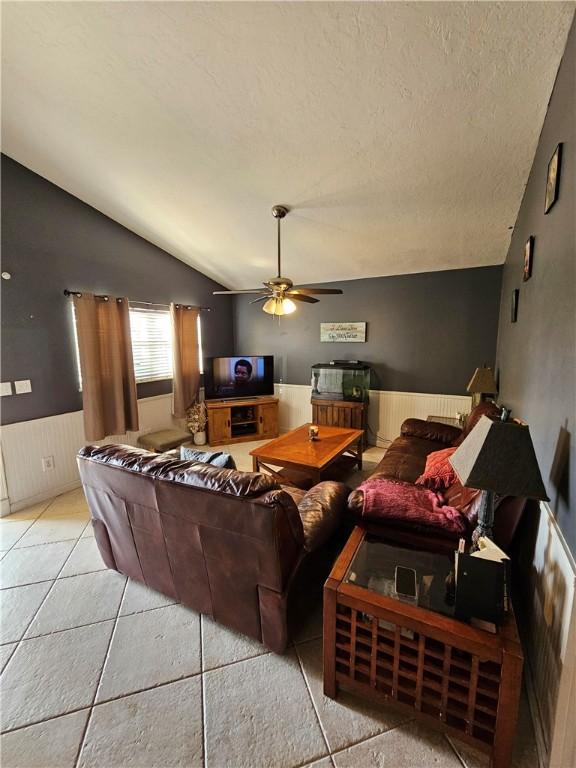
[63,290,211,311]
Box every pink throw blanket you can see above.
[357,477,467,536]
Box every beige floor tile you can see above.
[96,603,200,702]
[119,578,178,615]
[0,520,35,550]
[0,710,89,768]
[0,581,53,643]
[297,638,407,753]
[0,540,76,589]
[42,489,89,519]
[0,501,50,523]
[25,570,126,638]
[81,523,95,538]
[204,649,328,768]
[58,537,106,578]
[201,614,269,671]
[0,620,114,731]
[304,760,334,768]
[0,643,18,673]
[79,677,203,768]
[14,513,89,548]
[332,721,463,768]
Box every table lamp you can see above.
[467,366,498,408]
[449,415,549,548]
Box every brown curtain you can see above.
[170,303,200,417]
[73,293,139,441]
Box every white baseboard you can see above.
[8,480,83,514]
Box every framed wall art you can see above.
[320,322,366,342]
[523,236,534,281]
[544,143,562,214]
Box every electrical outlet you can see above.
[42,456,55,472]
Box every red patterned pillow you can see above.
[416,447,457,490]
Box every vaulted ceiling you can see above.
[2,2,574,288]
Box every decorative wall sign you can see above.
[321,322,366,343]
[523,236,534,281]
[511,289,519,323]
[544,143,562,214]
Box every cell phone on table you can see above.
[395,565,417,599]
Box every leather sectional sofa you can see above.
[77,444,349,653]
[348,401,526,554]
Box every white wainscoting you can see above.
[524,503,576,768]
[275,383,471,445]
[0,394,176,513]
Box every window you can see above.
[71,303,204,388]
[130,307,173,382]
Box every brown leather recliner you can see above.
[77,444,349,653]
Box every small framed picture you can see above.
[511,289,519,323]
[523,236,534,281]
[544,143,562,214]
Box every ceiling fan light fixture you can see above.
[262,297,296,316]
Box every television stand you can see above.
[206,396,279,446]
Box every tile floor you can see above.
[0,441,539,767]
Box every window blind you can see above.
[130,307,173,383]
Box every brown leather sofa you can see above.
[348,402,526,554]
[77,444,349,653]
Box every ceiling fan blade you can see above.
[250,295,271,304]
[289,293,319,304]
[288,287,344,295]
[213,290,269,295]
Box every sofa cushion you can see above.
[354,477,468,536]
[180,444,237,469]
[370,435,444,484]
[401,418,462,446]
[416,447,457,490]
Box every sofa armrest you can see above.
[298,481,349,552]
[400,418,462,446]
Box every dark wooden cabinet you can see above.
[207,397,279,446]
[311,398,367,449]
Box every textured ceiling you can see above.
[2,2,574,288]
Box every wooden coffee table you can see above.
[250,423,363,486]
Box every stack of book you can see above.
[454,537,510,632]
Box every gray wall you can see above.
[234,266,502,395]
[1,155,234,425]
[496,18,576,555]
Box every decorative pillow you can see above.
[180,445,237,470]
[357,477,468,536]
[416,447,457,490]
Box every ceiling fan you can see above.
[213,205,343,316]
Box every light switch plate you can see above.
[14,380,32,394]
[0,382,12,397]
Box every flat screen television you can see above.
[204,356,274,400]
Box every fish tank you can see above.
[311,361,371,402]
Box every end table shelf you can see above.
[323,527,523,768]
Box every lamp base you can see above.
[471,489,495,551]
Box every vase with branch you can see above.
[187,401,208,446]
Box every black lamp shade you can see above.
[449,416,549,500]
